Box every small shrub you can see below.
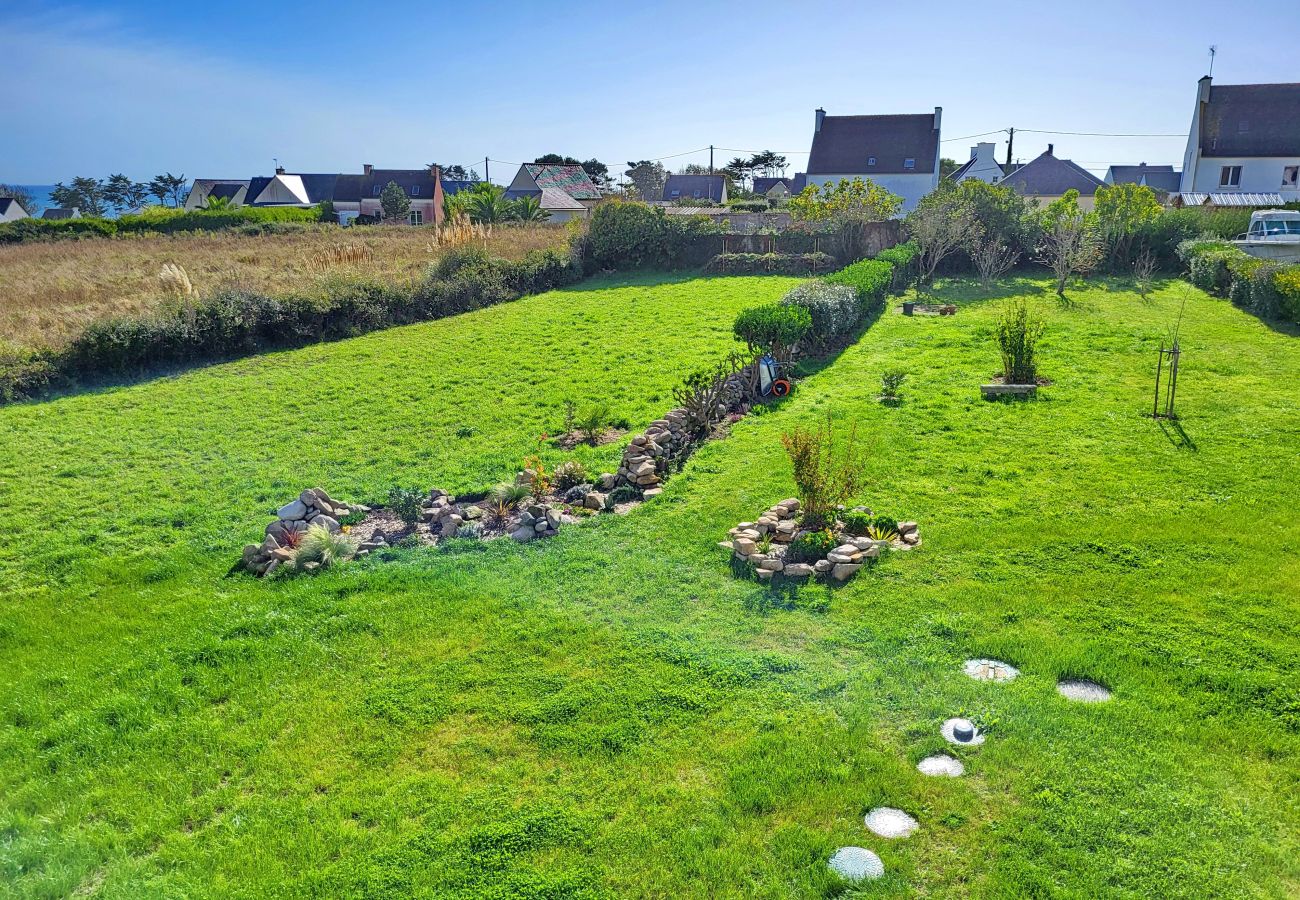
[1133,250,1157,300]
[781,280,860,342]
[673,353,746,435]
[387,487,425,526]
[609,484,640,504]
[575,403,611,445]
[996,298,1045,384]
[482,498,515,526]
[841,511,873,536]
[780,413,868,528]
[490,482,531,509]
[867,524,899,542]
[733,303,812,360]
[455,523,483,540]
[521,455,550,499]
[785,529,838,564]
[880,370,906,402]
[871,514,899,534]
[552,460,589,491]
[1274,268,1300,322]
[291,524,358,571]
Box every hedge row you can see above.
[0,206,325,243]
[1178,239,1300,323]
[1,248,579,401]
[702,252,836,275]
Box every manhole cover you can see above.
[964,658,1019,682]
[942,717,985,745]
[865,807,918,838]
[828,846,884,881]
[1057,679,1111,703]
[917,754,964,777]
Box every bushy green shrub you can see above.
[291,524,358,571]
[0,205,326,244]
[0,217,119,243]
[703,252,836,275]
[609,484,640,504]
[996,298,1045,384]
[1274,268,1300,323]
[733,303,812,359]
[1189,248,1236,294]
[825,258,894,307]
[387,487,425,526]
[840,511,872,535]
[726,200,770,212]
[584,200,723,271]
[781,280,860,342]
[552,460,588,490]
[785,529,839,564]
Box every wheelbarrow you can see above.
[758,354,793,398]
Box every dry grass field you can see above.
[0,224,566,349]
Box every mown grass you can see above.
[0,224,564,350]
[1,273,1298,898]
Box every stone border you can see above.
[243,487,368,577]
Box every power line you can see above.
[940,129,1009,143]
[1016,128,1185,138]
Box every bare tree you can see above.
[907,195,979,288]
[972,237,1020,286]
[1039,214,1103,296]
[1133,249,1157,300]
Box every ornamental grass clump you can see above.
[996,298,1045,384]
[291,524,357,571]
[780,413,868,528]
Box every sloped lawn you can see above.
[1,273,1298,898]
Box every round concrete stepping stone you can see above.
[1057,679,1111,703]
[865,806,918,839]
[828,846,884,881]
[964,658,1019,682]
[942,716,985,746]
[917,754,965,777]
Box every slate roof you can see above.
[999,149,1103,196]
[808,113,939,176]
[246,174,340,205]
[663,174,726,202]
[523,164,601,200]
[364,169,440,200]
[41,208,79,219]
[1105,164,1181,192]
[247,168,440,205]
[440,179,481,196]
[539,187,585,211]
[1199,82,1300,157]
[0,197,23,215]
[753,176,790,194]
[207,183,246,200]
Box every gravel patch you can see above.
[1057,679,1111,703]
[964,658,1019,682]
[917,754,965,777]
[865,807,919,839]
[942,717,985,746]
[828,846,884,881]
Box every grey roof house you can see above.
[753,174,807,199]
[1178,76,1300,206]
[1104,164,1181,193]
[804,106,942,212]
[184,179,250,210]
[999,145,1104,209]
[0,197,29,222]
[663,174,727,203]
[41,208,81,220]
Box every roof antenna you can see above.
[1207,45,1217,77]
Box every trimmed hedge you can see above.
[1,247,580,401]
[704,252,836,275]
[1178,239,1300,323]
[0,205,325,243]
[781,281,860,342]
[732,303,812,358]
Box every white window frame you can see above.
[867,156,877,166]
[409,209,423,226]
[411,185,420,196]
[1283,165,1299,188]
[904,158,916,170]
[1219,165,1242,188]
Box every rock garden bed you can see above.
[902,301,957,316]
[720,500,920,584]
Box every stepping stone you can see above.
[941,717,985,746]
[917,754,964,777]
[1057,679,1111,703]
[964,658,1019,682]
[828,846,884,882]
[865,807,918,839]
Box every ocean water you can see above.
[12,185,56,215]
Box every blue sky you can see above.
[2,0,1297,184]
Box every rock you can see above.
[299,488,321,506]
[309,514,341,533]
[898,521,918,535]
[534,520,549,532]
[270,547,294,562]
[779,498,800,513]
[861,544,880,559]
[441,519,461,538]
[755,557,784,572]
[814,559,832,575]
[264,559,281,577]
[599,473,616,490]
[242,544,261,565]
[277,499,308,520]
[902,531,920,545]
[584,492,607,510]
[831,563,861,581]
[733,537,758,556]
[783,563,815,578]
[429,488,447,500]
[717,541,734,551]
[516,470,535,485]
[756,568,774,581]
[463,505,483,520]
[265,521,291,544]
[642,487,663,499]
[510,526,535,543]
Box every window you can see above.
[411,185,420,196]
[373,185,382,196]
[867,156,877,166]
[903,158,916,170]
[1219,165,1242,188]
[670,189,680,197]
[1238,120,1250,133]
[409,209,423,226]
[1283,165,1299,188]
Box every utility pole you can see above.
[484,157,490,184]
[1005,128,1015,168]
[709,145,714,174]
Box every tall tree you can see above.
[379,181,412,222]
[0,184,40,215]
[624,160,667,202]
[1094,182,1161,269]
[1038,190,1103,296]
[723,156,753,191]
[148,173,188,207]
[51,177,107,217]
[939,157,960,179]
[103,174,150,213]
[580,158,611,190]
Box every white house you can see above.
[505,164,601,221]
[1178,76,1300,205]
[0,197,29,222]
[948,142,1006,184]
[184,179,250,210]
[804,107,942,213]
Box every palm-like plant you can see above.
[466,184,511,225]
[204,194,233,211]
[509,195,549,223]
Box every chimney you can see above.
[970,146,978,161]
[428,163,439,177]
[1198,74,1212,104]
[274,165,285,175]
[934,106,942,132]
[363,163,373,176]
[815,107,825,133]
[1047,143,1054,155]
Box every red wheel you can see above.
[771,379,791,397]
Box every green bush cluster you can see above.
[780,281,860,342]
[583,201,723,271]
[732,304,812,358]
[0,205,325,243]
[1,247,580,400]
[1178,240,1300,323]
[784,529,838,564]
[703,252,836,275]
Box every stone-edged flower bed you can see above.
[720,500,921,584]
[243,487,369,577]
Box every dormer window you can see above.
[867,157,877,166]
[904,158,916,169]
[373,185,382,196]
[411,185,420,196]
[1238,120,1250,133]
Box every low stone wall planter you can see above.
[980,383,1037,400]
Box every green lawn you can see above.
[1,272,1298,898]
